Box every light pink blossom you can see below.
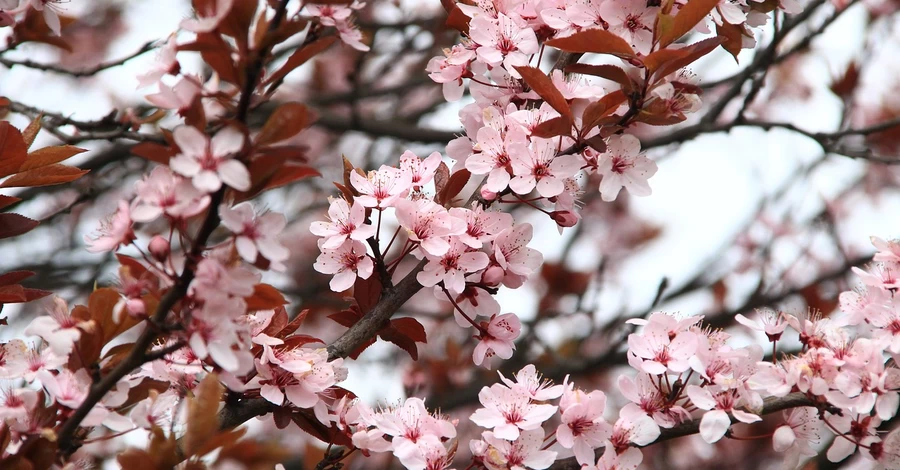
[314,239,374,292]
[169,125,251,193]
[220,202,290,269]
[309,198,377,249]
[596,134,657,202]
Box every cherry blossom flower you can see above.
[447,284,502,327]
[467,126,523,193]
[474,313,522,367]
[309,198,376,249]
[499,364,564,401]
[131,391,179,429]
[491,223,543,278]
[509,139,582,198]
[314,239,374,292]
[306,3,353,26]
[608,406,661,448]
[395,199,465,257]
[872,236,900,264]
[627,321,698,374]
[84,200,136,253]
[618,373,690,428]
[350,166,411,209]
[190,258,259,302]
[686,386,761,443]
[426,44,475,101]
[20,0,65,35]
[470,383,557,440]
[399,150,443,190]
[480,429,558,470]
[773,407,821,469]
[735,308,788,342]
[136,35,179,89]
[181,0,234,33]
[220,202,290,269]
[417,238,489,293]
[24,296,94,356]
[0,388,38,422]
[596,134,658,202]
[131,166,211,222]
[252,348,345,409]
[169,125,251,193]
[450,205,514,249]
[469,13,539,78]
[145,76,201,112]
[367,398,457,466]
[584,447,644,470]
[556,387,612,465]
[598,0,657,53]
[825,412,881,462]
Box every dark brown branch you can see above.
[0,41,157,77]
[315,113,460,143]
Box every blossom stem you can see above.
[469,76,510,89]
[442,286,487,334]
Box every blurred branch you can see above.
[5,99,161,144]
[0,40,157,78]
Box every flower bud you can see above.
[550,210,579,228]
[481,266,505,286]
[126,298,146,317]
[148,235,170,262]
[480,187,497,202]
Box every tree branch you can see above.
[0,41,157,78]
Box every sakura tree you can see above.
[0,0,899,469]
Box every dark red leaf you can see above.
[545,29,635,59]
[514,66,573,121]
[0,213,39,239]
[0,122,28,179]
[0,271,34,286]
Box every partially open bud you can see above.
[480,187,497,202]
[550,210,579,228]
[481,266,505,287]
[148,235,170,262]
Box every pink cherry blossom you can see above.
[367,397,457,466]
[450,205,514,249]
[314,239,374,292]
[136,35,179,89]
[596,134,657,202]
[469,13,539,78]
[509,138,582,198]
[131,166,211,222]
[399,150,443,190]
[499,364,564,401]
[169,125,251,193]
[309,198,376,249]
[219,202,290,269]
[556,387,612,465]
[491,223,543,278]
[24,296,94,356]
[735,308,788,342]
[190,258,259,302]
[145,76,201,112]
[686,385,761,443]
[395,199,465,257]
[584,447,644,470]
[252,348,345,409]
[825,412,881,462]
[417,238,489,293]
[350,165,411,209]
[481,429,558,470]
[426,44,475,101]
[466,126,524,193]
[473,313,522,367]
[84,200,136,253]
[627,317,698,374]
[772,407,821,469]
[446,284,502,327]
[598,0,657,53]
[470,383,557,440]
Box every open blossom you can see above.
[627,317,698,374]
[509,139,582,198]
[474,313,522,367]
[219,202,290,269]
[363,397,457,467]
[131,166,210,222]
[500,364,564,401]
[314,239,374,292]
[83,200,136,253]
[467,126,522,193]
[686,386,761,443]
[596,134,657,202]
[399,150,443,189]
[773,407,821,469]
[826,412,881,462]
[735,308,788,342]
[469,13,539,78]
[426,44,475,101]
[417,238,489,293]
[252,347,345,409]
[350,165,411,209]
[598,0,657,53]
[24,296,94,356]
[395,199,465,257]
[491,224,543,278]
[585,447,644,470]
[556,387,612,465]
[471,383,557,440]
[169,125,251,192]
[309,198,376,249]
[145,76,201,112]
[136,35,179,88]
[480,429,557,470]
[450,205,513,249]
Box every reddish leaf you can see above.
[19,287,51,303]
[219,0,259,47]
[545,29,636,59]
[514,66,573,121]
[354,274,382,314]
[0,213,39,239]
[0,195,20,210]
[445,6,471,35]
[643,37,724,80]
[0,285,25,303]
[245,283,288,311]
[658,0,721,47]
[0,122,28,179]
[390,317,427,343]
[831,62,859,99]
[0,164,89,188]
[13,9,74,51]
[328,309,362,328]
[20,145,87,171]
[433,161,451,199]
[131,141,176,165]
[379,317,427,360]
[256,102,312,146]
[581,90,628,131]
[716,20,744,61]
[438,168,471,205]
[265,36,337,88]
[22,115,42,150]
[565,64,635,93]
[532,115,574,138]
[0,271,34,286]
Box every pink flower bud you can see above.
[126,298,146,316]
[148,235,170,261]
[481,266,505,286]
[480,187,497,201]
[550,210,579,228]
